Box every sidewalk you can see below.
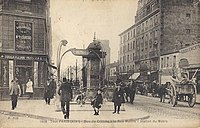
[0,99,149,128]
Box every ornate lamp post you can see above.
[56,40,68,84]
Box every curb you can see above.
[0,109,150,123]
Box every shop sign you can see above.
[0,54,46,61]
[15,21,32,52]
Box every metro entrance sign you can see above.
[71,49,89,56]
[71,48,106,58]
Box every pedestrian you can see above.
[44,79,51,105]
[26,78,33,99]
[112,84,125,114]
[91,89,103,115]
[124,84,130,102]
[9,79,21,110]
[49,78,56,96]
[129,80,136,104]
[158,84,166,103]
[58,78,73,119]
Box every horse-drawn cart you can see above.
[167,81,197,107]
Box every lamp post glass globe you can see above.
[61,40,68,46]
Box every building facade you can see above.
[105,61,119,83]
[0,0,51,100]
[118,25,136,75]
[118,0,200,83]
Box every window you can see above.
[146,20,148,30]
[142,23,144,32]
[167,57,169,67]
[128,43,130,51]
[127,55,129,62]
[186,13,191,18]
[133,41,135,49]
[133,53,135,60]
[149,39,152,48]
[131,31,133,38]
[173,55,176,67]
[161,58,164,68]
[155,30,158,38]
[123,56,126,63]
[128,32,130,40]
[130,42,132,49]
[186,29,191,34]
[150,18,153,27]
[154,15,158,25]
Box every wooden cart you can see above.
[167,81,197,107]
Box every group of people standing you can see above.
[91,80,137,116]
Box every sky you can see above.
[50,0,138,70]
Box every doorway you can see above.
[15,60,33,96]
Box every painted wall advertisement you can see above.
[15,21,32,52]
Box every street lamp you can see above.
[55,47,75,111]
[56,40,68,84]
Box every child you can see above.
[91,89,103,115]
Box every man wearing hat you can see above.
[112,84,125,114]
[58,78,73,119]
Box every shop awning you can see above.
[129,73,140,80]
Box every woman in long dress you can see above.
[26,78,33,99]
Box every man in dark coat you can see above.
[112,84,125,114]
[49,79,56,96]
[9,79,21,110]
[129,80,136,104]
[91,89,103,115]
[158,84,167,103]
[58,78,73,119]
[44,79,56,105]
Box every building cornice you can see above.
[118,24,136,36]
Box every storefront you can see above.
[0,0,51,100]
[0,53,48,100]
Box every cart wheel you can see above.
[170,84,177,107]
[188,84,197,107]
